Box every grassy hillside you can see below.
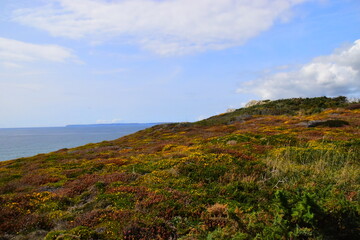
[0,97,359,240]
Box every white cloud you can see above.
[12,0,310,55]
[1,62,22,69]
[0,37,77,64]
[237,39,360,99]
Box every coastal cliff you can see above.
[0,96,359,239]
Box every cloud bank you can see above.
[238,39,360,99]
[12,0,310,55]
[0,37,76,65]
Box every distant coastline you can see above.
[0,123,162,162]
[65,122,166,128]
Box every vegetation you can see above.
[0,96,359,239]
[197,96,349,126]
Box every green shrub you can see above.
[45,226,101,240]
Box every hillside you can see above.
[0,96,359,240]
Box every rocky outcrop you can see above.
[244,100,271,108]
[307,120,350,127]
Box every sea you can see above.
[0,123,158,162]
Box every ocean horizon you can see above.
[0,123,159,162]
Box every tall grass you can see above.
[264,142,360,192]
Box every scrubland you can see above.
[0,97,359,239]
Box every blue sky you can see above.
[0,0,359,128]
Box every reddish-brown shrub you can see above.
[203,217,228,230]
[123,222,176,240]
[20,173,60,186]
[106,210,133,222]
[206,203,228,217]
[58,172,141,197]
[70,209,106,228]
[102,172,140,184]
[57,174,99,197]
[136,192,166,209]
[0,209,53,234]
[0,181,24,194]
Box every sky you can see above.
[0,0,359,128]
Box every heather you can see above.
[0,97,359,239]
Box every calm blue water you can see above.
[0,124,157,162]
